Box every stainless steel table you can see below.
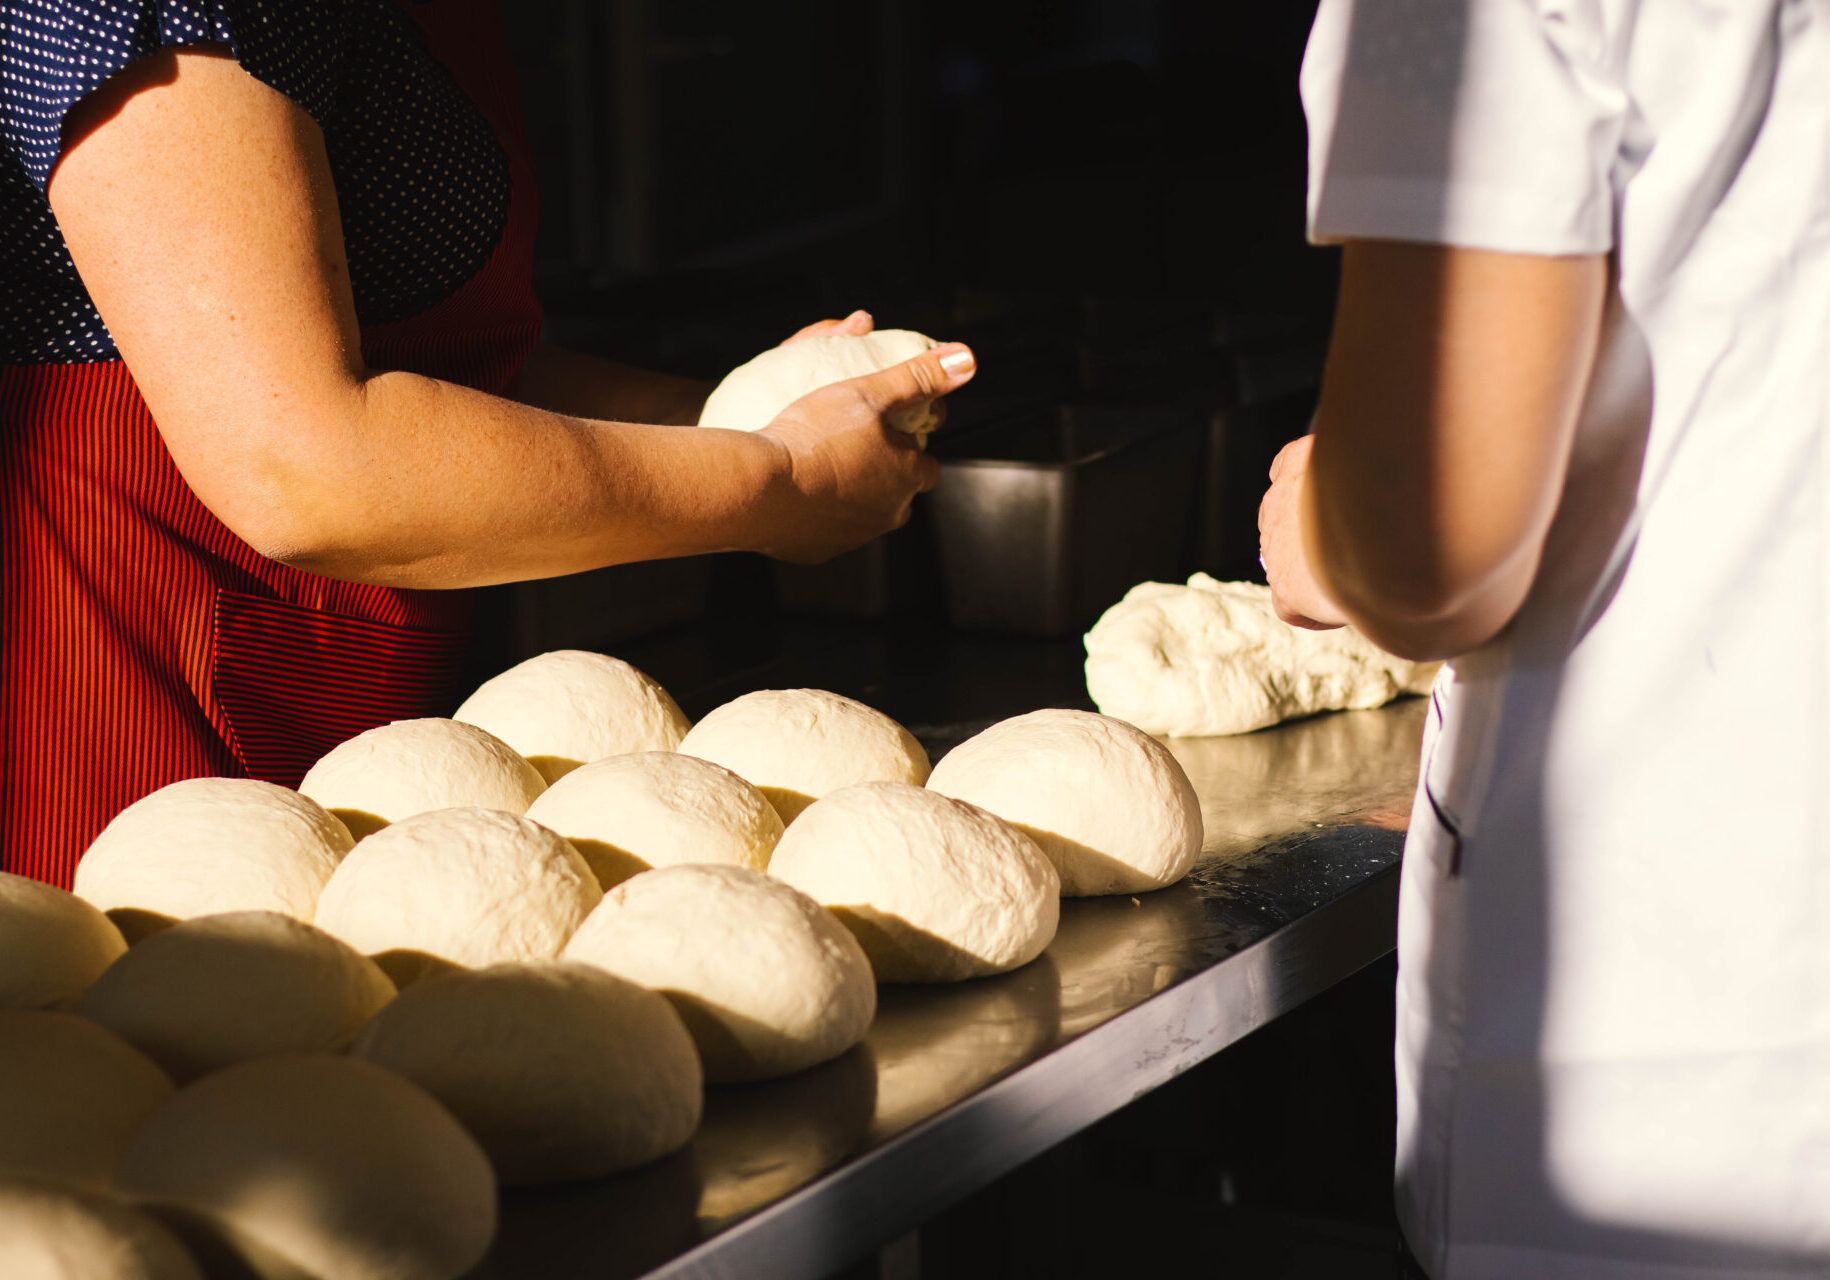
[471,690,1425,1280]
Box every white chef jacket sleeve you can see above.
[1301,0,1626,254]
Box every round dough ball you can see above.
[298,718,545,840]
[769,782,1058,982]
[926,709,1204,896]
[0,1179,204,1280]
[312,808,600,969]
[699,329,942,438]
[0,1011,174,1187]
[525,752,783,889]
[115,1055,495,1280]
[453,650,691,784]
[350,962,701,1184]
[0,873,125,1010]
[565,864,875,1082]
[77,912,394,1083]
[74,779,352,933]
[678,689,929,825]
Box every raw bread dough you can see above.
[0,1179,204,1280]
[114,1055,495,1280]
[0,1011,174,1187]
[351,962,701,1184]
[0,872,125,1010]
[525,752,783,889]
[453,650,690,784]
[678,689,930,825]
[313,808,600,969]
[1084,575,1439,737]
[768,782,1059,982]
[74,778,352,929]
[926,708,1203,897]
[565,864,875,1082]
[699,329,942,438]
[298,718,546,840]
[78,912,394,1083]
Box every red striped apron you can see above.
[0,0,542,887]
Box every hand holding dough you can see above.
[700,330,943,440]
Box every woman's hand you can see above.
[753,343,974,563]
[781,309,875,344]
[1258,434,1350,630]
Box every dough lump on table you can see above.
[453,650,690,784]
[78,912,394,1083]
[699,329,942,438]
[565,864,875,1082]
[0,871,125,1011]
[926,708,1203,897]
[678,689,930,825]
[114,1055,496,1280]
[769,782,1059,982]
[0,1179,203,1280]
[1083,575,1439,737]
[298,718,545,840]
[312,807,600,969]
[351,961,702,1184]
[525,751,783,889]
[74,778,352,930]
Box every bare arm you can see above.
[1260,240,1606,660]
[48,49,963,589]
[509,343,712,426]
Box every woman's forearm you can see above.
[509,342,711,426]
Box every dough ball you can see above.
[77,912,394,1084]
[350,962,701,1184]
[0,1179,203,1280]
[298,718,545,840]
[74,779,352,934]
[525,752,783,889]
[699,329,942,438]
[0,872,125,1010]
[678,689,930,825]
[453,650,690,784]
[926,708,1203,897]
[312,808,600,969]
[768,782,1058,982]
[0,1011,174,1187]
[114,1055,495,1280]
[1083,574,1439,737]
[565,864,875,1082]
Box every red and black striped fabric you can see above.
[0,0,542,887]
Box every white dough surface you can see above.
[678,689,929,825]
[0,872,125,1010]
[114,1054,495,1280]
[74,778,352,926]
[313,807,600,968]
[526,751,782,889]
[453,650,690,784]
[565,864,875,1081]
[297,718,545,839]
[1083,575,1438,737]
[699,329,941,438]
[0,1010,174,1187]
[769,782,1058,982]
[78,912,394,1083]
[351,962,702,1184]
[926,708,1204,897]
[0,1179,204,1280]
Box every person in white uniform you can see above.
[1258,2,1830,1277]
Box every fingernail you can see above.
[939,347,975,374]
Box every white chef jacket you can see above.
[1302,2,1830,1277]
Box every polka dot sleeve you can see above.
[1,0,349,194]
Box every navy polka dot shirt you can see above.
[0,0,512,363]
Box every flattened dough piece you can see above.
[0,872,125,1011]
[699,329,941,439]
[1084,575,1439,737]
[926,708,1202,897]
[298,719,546,840]
[453,650,690,784]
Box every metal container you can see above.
[927,402,1206,636]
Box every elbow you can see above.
[1319,559,1526,663]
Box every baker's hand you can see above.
[754,343,974,563]
[1259,435,1351,630]
[780,309,874,345]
